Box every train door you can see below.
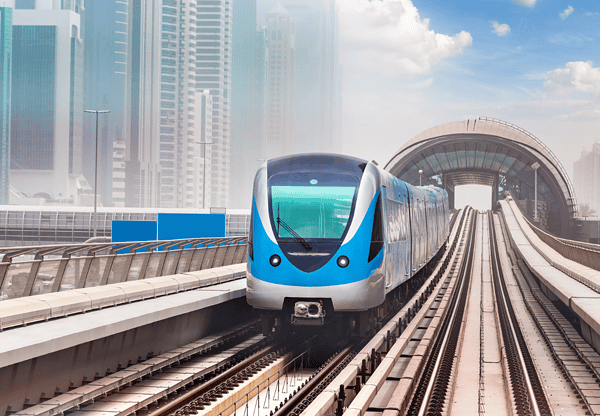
[399,183,410,284]
[408,189,414,276]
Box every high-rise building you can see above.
[282,0,342,154]
[158,0,202,208]
[265,3,295,160]
[88,0,161,209]
[10,0,87,204]
[573,143,600,215]
[229,0,259,209]
[0,6,11,205]
[124,0,161,208]
[254,25,269,162]
[194,90,213,209]
[196,0,232,209]
[84,0,126,208]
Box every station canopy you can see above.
[384,117,578,237]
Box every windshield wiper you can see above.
[276,207,312,251]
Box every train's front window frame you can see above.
[268,172,359,242]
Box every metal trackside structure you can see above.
[0,237,247,300]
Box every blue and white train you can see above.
[246,154,449,330]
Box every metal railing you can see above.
[0,237,248,300]
[509,199,600,272]
[524,218,600,272]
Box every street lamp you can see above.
[418,169,423,187]
[531,162,540,221]
[84,109,110,237]
[196,141,213,209]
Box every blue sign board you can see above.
[157,213,225,240]
[112,221,157,243]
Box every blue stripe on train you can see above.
[248,190,384,287]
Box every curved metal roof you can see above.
[384,117,579,235]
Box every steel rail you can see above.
[496,209,598,414]
[150,344,278,416]
[488,211,550,416]
[410,207,477,416]
[329,207,469,416]
[274,346,355,416]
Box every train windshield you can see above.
[271,186,355,239]
[269,173,358,241]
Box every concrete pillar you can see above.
[492,173,499,209]
[442,174,455,210]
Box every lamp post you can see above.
[196,141,213,209]
[419,169,423,187]
[84,109,110,237]
[531,162,540,221]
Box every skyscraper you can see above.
[10,0,87,203]
[265,3,295,160]
[0,6,11,205]
[158,0,209,209]
[123,0,161,207]
[194,90,213,208]
[196,0,232,208]
[283,0,342,154]
[85,0,160,208]
[229,0,259,209]
[573,143,600,215]
[84,0,127,207]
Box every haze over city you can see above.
[0,0,598,214]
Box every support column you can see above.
[442,173,455,210]
[492,173,499,209]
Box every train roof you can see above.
[267,153,369,177]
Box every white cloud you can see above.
[560,6,574,19]
[337,0,472,75]
[544,61,600,95]
[492,22,511,37]
[510,0,536,7]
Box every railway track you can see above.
[24,321,271,416]
[22,207,478,416]
[153,210,474,416]
[495,210,600,415]
[277,206,477,416]
[489,211,552,415]
[401,207,477,416]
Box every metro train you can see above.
[246,153,449,333]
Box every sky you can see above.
[256,0,600,210]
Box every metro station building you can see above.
[386,117,579,238]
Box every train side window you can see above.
[369,194,384,262]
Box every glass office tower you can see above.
[0,7,11,205]
[10,3,87,204]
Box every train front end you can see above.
[246,154,386,326]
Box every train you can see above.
[246,153,450,334]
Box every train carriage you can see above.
[246,153,449,331]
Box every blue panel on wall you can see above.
[112,221,157,243]
[157,213,225,240]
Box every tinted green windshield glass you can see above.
[271,186,355,239]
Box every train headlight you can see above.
[269,254,281,267]
[337,256,349,268]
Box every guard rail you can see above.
[518,215,600,272]
[0,237,247,300]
